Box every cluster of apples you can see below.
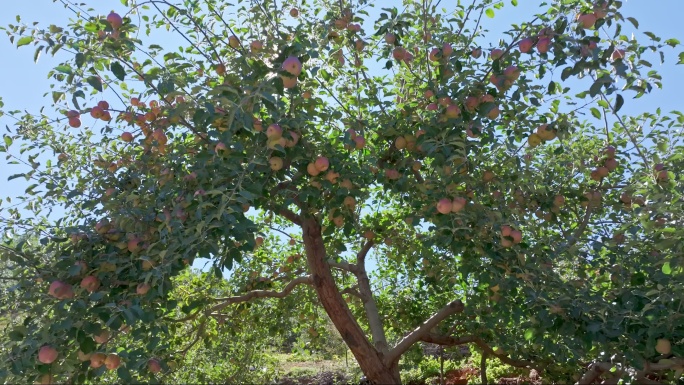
[489,65,521,93]
[500,225,523,248]
[575,1,610,30]
[590,146,619,181]
[263,122,300,171]
[97,12,124,40]
[527,123,558,148]
[436,197,467,215]
[517,27,555,56]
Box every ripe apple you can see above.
[90,106,104,119]
[121,132,134,142]
[228,35,240,49]
[611,49,626,61]
[38,346,58,364]
[471,47,482,58]
[518,37,534,53]
[429,48,440,62]
[94,330,110,344]
[105,354,121,370]
[107,12,123,29]
[384,33,396,44]
[536,124,556,141]
[655,338,671,355]
[266,124,283,139]
[247,41,263,55]
[90,352,106,368]
[314,156,329,172]
[437,198,452,215]
[577,13,597,29]
[482,170,495,182]
[281,75,297,88]
[445,104,461,119]
[97,100,110,110]
[503,65,521,80]
[136,282,151,295]
[80,276,100,293]
[290,8,299,17]
[527,133,542,147]
[269,157,283,171]
[553,195,565,207]
[395,136,407,150]
[282,56,302,76]
[442,43,453,57]
[486,106,500,120]
[604,158,617,171]
[451,197,466,213]
[537,37,551,54]
[148,358,162,374]
[307,163,321,176]
[392,47,406,61]
[353,136,366,149]
[490,49,504,60]
[510,230,522,244]
[343,196,356,209]
[215,142,227,153]
[385,169,400,180]
[48,281,74,300]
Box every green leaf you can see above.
[87,76,103,92]
[75,53,86,68]
[590,107,601,119]
[678,52,684,65]
[665,38,680,47]
[485,8,495,18]
[524,329,534,340]
[55,65,72,74]
[614,94,624,113]
[3,136,12,147]
[16,36,33,47]
[626,17,639,29]
[111,62,126,81]
[662,262,672,275]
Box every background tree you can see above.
[1,0,683,383]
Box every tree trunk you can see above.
[301,217,401,384]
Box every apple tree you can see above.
[1,0,684,383]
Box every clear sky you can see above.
[1,1,682,272]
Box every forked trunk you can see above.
[301,217,401,384]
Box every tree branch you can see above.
[421,333,537,370]
[208,275,312,313]
[328,259,358,274]
[356,240,375,269]
[385,300,465,365]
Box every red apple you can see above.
[90,352,106,368]
[451,197,466,213]
[38,346,58,364]
[445,104,461,118]
[384,33,396,44]
[269,157,283,171]
[577,13,597,29]
[266,123,283,139]
[518,38,534,53]
[437,198,452,215]
[314,156,329,172]
[289,8,299,17]
[611,49,626,61]
[442,43,453,57]
[282,56,302,76]
[228,35,240,49]
[136,282,151,295]
[471,47,482,58]
[537,37,551,54]
[148,358,162,374]
[80,276,100,293]
[94,330,110,344]
[107,12,123,29]
[250,40,263,52]
[490,49,504,60]
[105,354,121,370]
[48,281,74,300]
[121,132,134,142]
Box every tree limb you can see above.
[328,259,358,274]
[208,275,312,313]
[421,333,538,370]
[481,351,489,385]
[385,300,465,365]
[356,240,375,269]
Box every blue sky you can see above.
[0,1,682,273]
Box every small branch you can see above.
[385,300,465,365]
[209,275,312,313]
[575,362,612,385]
[328,259,358,274]
[341,286,363,299]
[356,240,375,269]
